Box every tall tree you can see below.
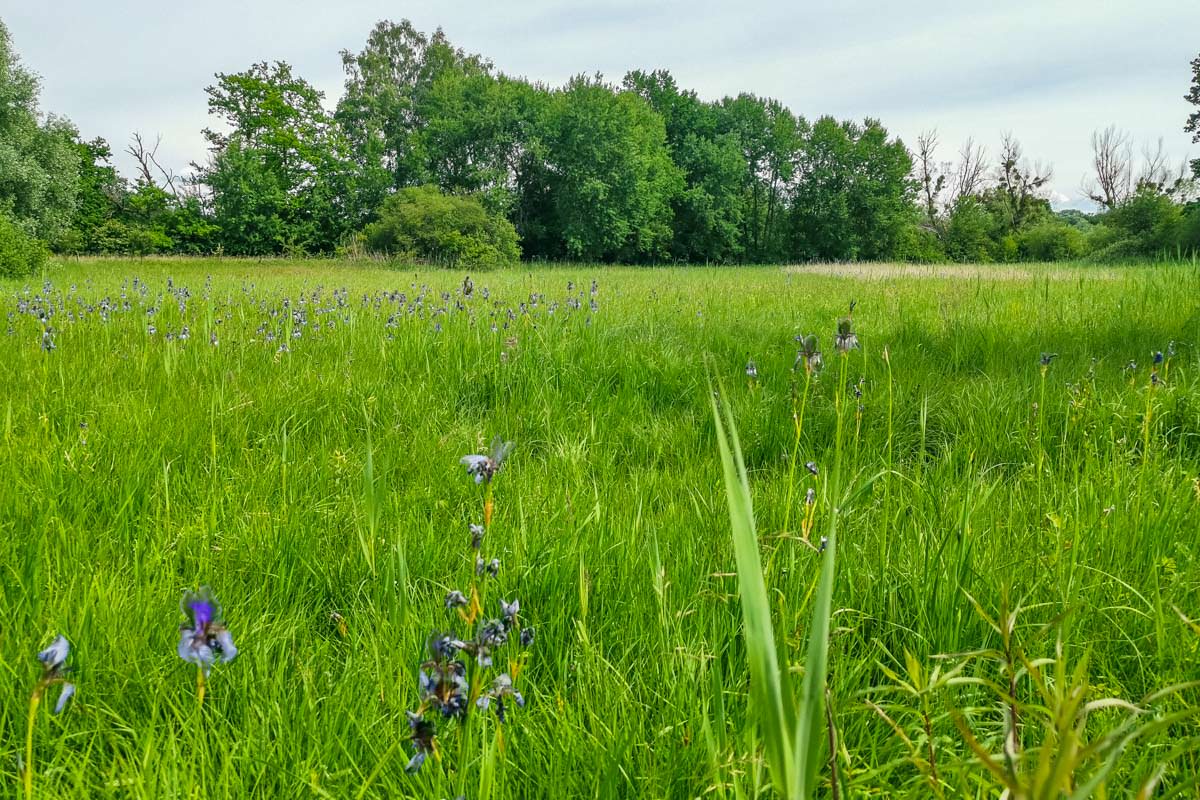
[790,117,914,261]
[623,70,745,262]
[198,61,363,253]
[989,133,1052,233]
[719,94,800,260]
[0,20,80,241]
[522,75,681,261]
[1186,54,1200,178]
[417,71,534,213]
[337,20,490,195]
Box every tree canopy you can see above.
[2,17,1198,266]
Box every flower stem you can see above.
[197,666,206,707]
[24,691,41,800]
[781,368,813,537]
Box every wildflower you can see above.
[445,590,468,610]
[35,635,75,714]
[428,633,467,660]
[418,658,469,719]
[462,275,473,297]
[477,557,500,578]
[745,359,758,379]
[805,461,819,476]
[476,673,526,722]
[834,318,859,352]
[499,598,519,627]
[818,536,828,553]
[405,711,437,773]
[805,487,816,506]
[480,619,509,648]
[461,436,514,485]
[469,523,485,550]
[795,334,822,373]
[177,587,237,676]
[520,626,535,647]
[1153,350,1164,366]
[1040,352,1058,367]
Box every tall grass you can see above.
[2,258,1198,797]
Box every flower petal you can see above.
[215,628,238,662]
[53,683,75,714]
[37,635,70,669]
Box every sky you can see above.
[5,0,1198,211]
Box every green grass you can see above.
[2,257,1199,798]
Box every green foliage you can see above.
[942,198,996,263]
[198,61,367,254]
[337,20,491,193]
[1016,221,1086,261]
[0,21,80,242]
[1101,187,1184,257]
[624,70,746,262]
[719,94,800,261]
[363,185,520,268]
[1186,54,1200,179]
[790,117,915,261]
[0,210,47,277]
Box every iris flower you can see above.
[177,587,238,676]
[36,635,75,714]
[461,436,514,485]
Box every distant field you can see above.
[3,258,1199,798]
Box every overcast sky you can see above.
[5,1,1198,210]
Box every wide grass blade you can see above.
[710,385,795,796]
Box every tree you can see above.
[0,21,80,242]
[1085,126,1133,210]
[719,93,800,260]
[417,71,534,213]
[58,136,124,252]
[337,20,490,196]
[522,75,681,261]
[1186,54,1200,178]
[197,61,363,253]
[623,70,745,262]
[989,133,1052,233]
[790,117,914,261]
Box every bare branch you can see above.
[1085,126,1132,209]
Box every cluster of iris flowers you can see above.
[404,435,534,775]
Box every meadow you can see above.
[2,257,1199,798]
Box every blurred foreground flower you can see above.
[25,635,75,799]
[178,587,237,704]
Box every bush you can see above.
[893,222,945,263]
[1016,222,1085,261]
[363,186,520,269]
[942,199,994,263]
[1101,188,1183,257]
[0,213,47,278]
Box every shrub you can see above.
[893,222,945,263]
[1016,222,1085,261]
[1102,188,1183,257]
[0,213,47,278]
[942,199,994,263]
[363,186,520,269]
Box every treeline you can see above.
[2,18,1200,271]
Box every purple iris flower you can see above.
[178,587,238,675]
[36,634,75,714]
